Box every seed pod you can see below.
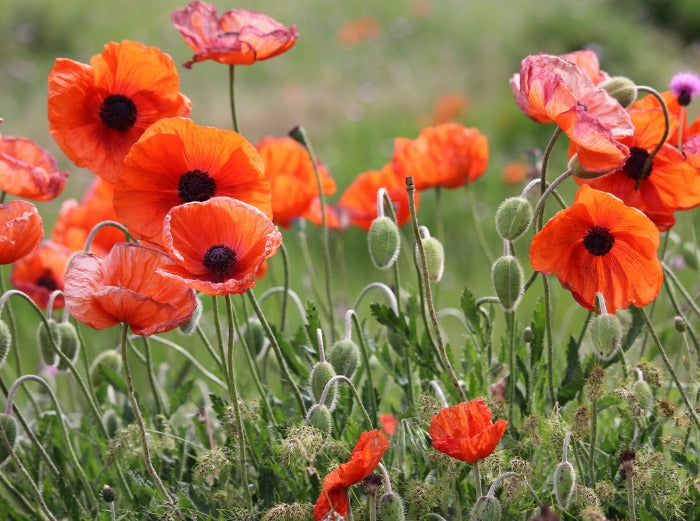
[0,413,18,466]
[178,296,202,335]
[553,461,576,509]
[310,361,337,405]
[368,216,401,270]
[328,339,360,378]
[600,76,638,108]
[0,320,11,369]
[306,404,332,436]
[590,313,622,361]
[377,492,405,520]
[491,256,524,311]
[495,197,533,241]
[37,319,62,366]
[416,235,445,283]
[55,322,80,371]
[470,495,502,521]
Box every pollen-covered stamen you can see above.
[583,226,615,256]
[99,94,137,132]
[178,169,217,202]
[36,270,58,291]
[203,244,237,280]
[622,147,651,183]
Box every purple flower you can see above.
[670,72,700,106]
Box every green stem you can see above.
[626,471,636,521]
[533,169,574,231]
[318,375,373,428]
[228,64,239,133]
[279,241,291,332]
[661,273,700,353]
[473,461,483,498]
[380,190,403,315]
[636,86,670,186]
[588,396,598,485]
[0,468,45,520]
[506,310,516,422]
[540,127,562,197]
[348,310,379,423]
[467,185,494,264]
[662,261,700,317]
[543,276,556,404]
[141,337,166,417]
[83,221,134,252]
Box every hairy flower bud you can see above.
[0,320,11,369]
[590,314,622,361]
[600,76,638,108]
[674,316,686,333]
[178,296,202,335]
[328,339,360,378]
[310,361,337,406]
[90,350,123,387]
[495,197,533,241]
[569,155,611,180]
[470,494,502,521]
[305,404,332,436]
[416,235,445,283]
[553,461,576,509]
[0,413,18,465]
[55,322,80,371]
[37,319,61,367]
[492,255,524,311]
[368,216,401,270]
[633,379,654,413]
[377,492,406,520]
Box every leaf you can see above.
[169,379,195,412]
[209,393,228,421]
[460,288,480,332]
[273,324,310,380]
[556,336,584,405]
[305,301,322,352]
[529,297,545,366]
[98,364,127,395]
[370,303,409,337]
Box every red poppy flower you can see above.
[255,136,336,228]
[558,49,609,85]
[113,117,271,241]
[0,134,68,201]
[391,123,489,190]
[429,398,507,464]
[172,1,298,68]
[48,40,192,183]
[64,242,197,336]
[530,185,663,313]
[379,414,398,437]
[576,108,700,230]
[10,241,70,309]
[159,197,281,296]
[302,197,345,230]
[0,200,43,264]
[51,179,123,255]
[334,164,417,231]
[314,430,389,520]
[511,54,633,173]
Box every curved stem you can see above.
[141,337,165,416]
[429,380,449,408]
[487,472,518,497]
[636,86,670,186]
[144,334,226,388]
[258,286,307,326]
[467,185,494,264]
[380,190,403,315]
[0,468,45,520]
[540,127,563,196]
[228,65,239,133]
[533,169,574,231]
[347,310,379,423]
[318,375,373,428]
[83,221,134,252]
[377,463,393,495]
[195,324,223,369]
[354,282,398,315]
[662,261,700,317]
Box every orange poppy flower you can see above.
[391,123,489,190]
[502,160,529,185]
[64,242,197,336]
[159,197,281,296]
[338,164,416,230]
[302,197,345,230]
[172,1,298,68]
[0,134,68,201]
[559,49,609,85]
[51,179,123,255]
[575,108,700,230]
[530,185,663,313]
[255,136,336,228]
[430,92,469,125]
[337,16,380,48]
[48,40,192,183]
[511,54,633,173]
[0,200,43,264]
[314,429,389,520]
[429,398,507,464]
[10,241,70,309]
[113,117,271,241]
[379,413,398,437]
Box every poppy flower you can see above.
[0,200,43,264]
[502,160,530,185]
[314,429,389,520]
[337,164,416,230]
[0,134,68,201]
[51,179,123,255]
[113,117,271,241]
[379,414,398,437]
[159,197,281,296]
[558,49,609,85]
[337,16,380,48]
[429,398,507,464]
[430,92,469,125]
[684,135,700,168]
[302,196,345,230]
[511,54,633,173]
[48,40,192,183]
[10,241,70,309]
[64,242,197,336]
[575,108,700,230]
[172,1,298,68]
[391,123,489,190]
[530,185,663,313]
[255,136,336,228]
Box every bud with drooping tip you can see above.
[492,255,524,311]
[178,296,202,335]
[37,319,62,366]
[310,361,337,405]
[495,197,533,241]
[600,76,638,108]
[553,461,576,509]
[368,216,401,270]
[470,494,502,521]
[90,350,123,387]
[55,321,80,371]
[415,228,445,283]
[305,404,332,436]
[0,413,18,466]
[377,492,405,520]
[590,313,622,361]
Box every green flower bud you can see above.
[0,413,18,466]
[103,409,121,438]
[305,404,332,436]
[0,320,11,369]
[553,461,576,509]
[590,313,622,361]
[600,76,638,108]
[674,316,686,333]
[569,154,611,180]
[633,379,654,413]
[495,197,533,241]
[377,492,405,520]
[37,319,61,367]
[328,339,360,378]
[416,236,445,283]
[55,322,80,371]
[243,318,266,356]
[491,255,524,311]
[368,216,401,270]
[310,361,337,405]
[178,296,202,335]
[470,495,502,521]
[90,350,123,387]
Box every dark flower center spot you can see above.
[36,270,58,291]
[677,90,692,107]
[583,226,615,256]
[203,244,237,280]
[178,170,217,202]
[99,94,137,132]
[622,147,651,183]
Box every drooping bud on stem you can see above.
[368,216,401,270]
[600,76,638,108]
[495,197,533,241]
[305,404,333,436]
[553,433,576,510]
[491,256,524,311]
[0,320,11,369]
[37,318,62,366]
[178,296,202,335]
[632,368,654,413]
[328,338,361,378]
[0,413,18,465]
[55,321,80,371]
[415,226,445,283]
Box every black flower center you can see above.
[203,244,237,280]
[622,147,651,183]
[36,270,58,291]
[178,170,217,202]
[583,226,615,256]
[677,90,692,107]
[99,94,137,132]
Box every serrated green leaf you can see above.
[556,336,583,405]
[529,296,545,366]
[169,379,195,412]
[305,301,322,352]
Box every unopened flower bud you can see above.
[0,413,18,466]
[522,327,534,343]
[619,449,635,479]
[362,473,383,497]
[310,361,337,405]
[0,320,11,369]
[243,317,266,356]
[491,255,524,311]
[377,492,405,520]
[103,409,121,437]
[569,155,611,180]
[470,494,502,521]
[90,350,123,387]
[553,462,576,509]
[368,216,401,270]
[633,379,654,413]
[37,319,61,366]
[590,313,622,361]
[600,76,638,108]
[305,404,332,436]
[328,339,360,378]
[55,322,80,371]
[674,316,686,333]
[178,296,202,335]
[416,235,445,283]
[495,197,533,241]
[101,484,115,503]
